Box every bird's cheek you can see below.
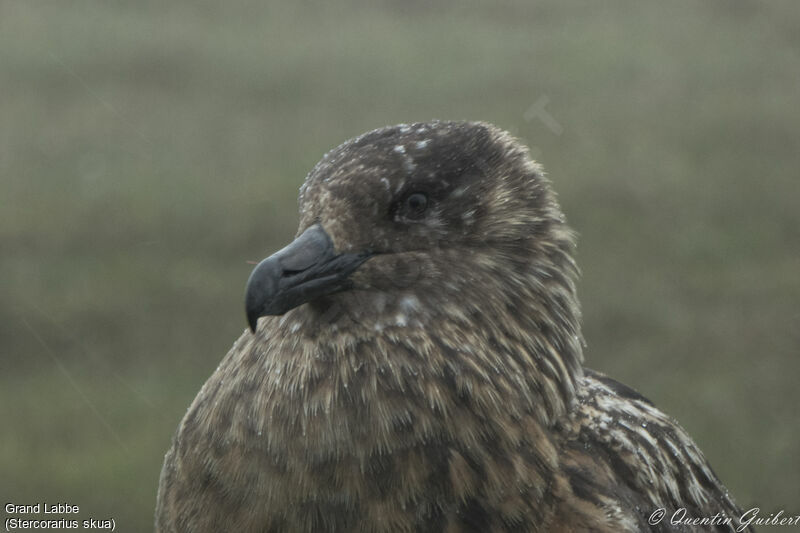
[349,254,428,292]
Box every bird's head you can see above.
[246,121,581,361]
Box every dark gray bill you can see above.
[245,224,371,332]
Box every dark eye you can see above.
[403,192,429,219]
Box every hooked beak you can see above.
[245,224,372,332]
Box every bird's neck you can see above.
[192,309,583,528]
[253,290,584,431]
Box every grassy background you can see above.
[2,1,798,530]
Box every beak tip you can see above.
[246,308,259,334]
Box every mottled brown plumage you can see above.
[156,121,750,532]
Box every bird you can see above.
[155,120,751,532]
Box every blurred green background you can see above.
[2,1,798,530]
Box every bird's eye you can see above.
[403,192,429,219]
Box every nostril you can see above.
[277,224,334,272]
